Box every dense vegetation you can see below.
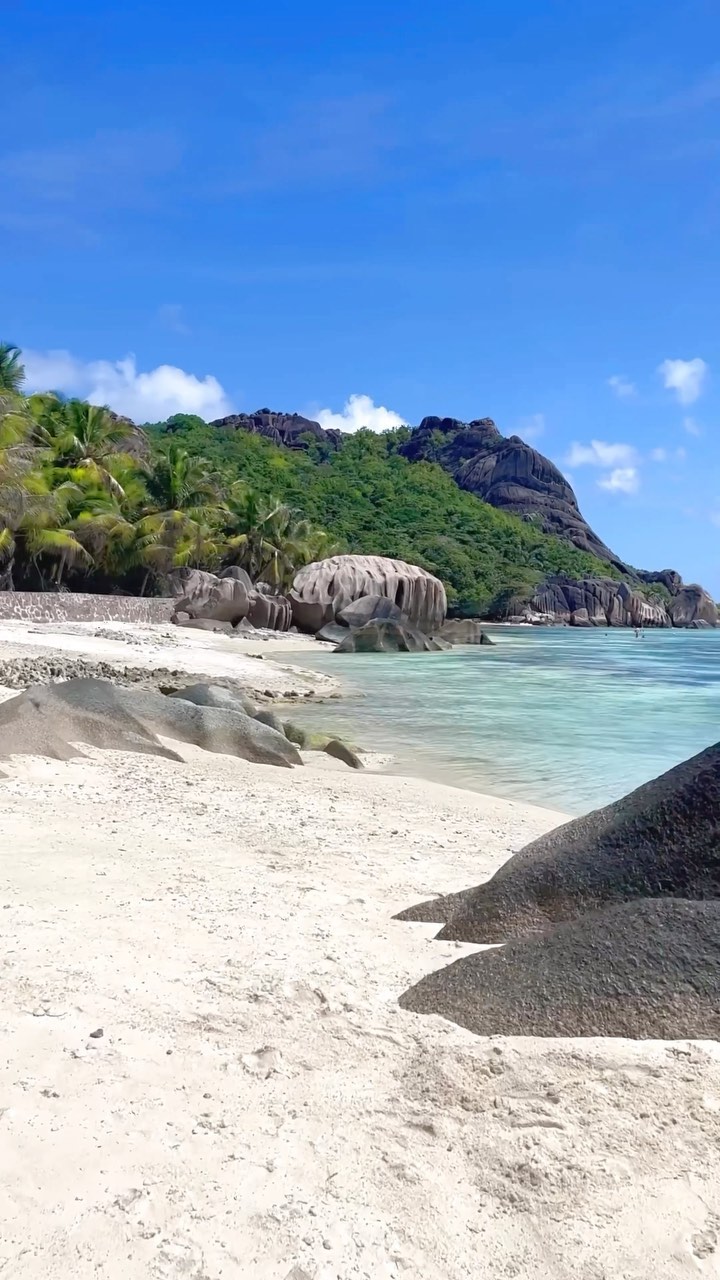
[0,341,616,613]
[147,415,617,615]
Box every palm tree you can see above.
[32,397,136,495]
[145,442,221,519]
[223,487,338,589]
[0,344,25,394]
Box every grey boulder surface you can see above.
[399,898,720,1040]
[0,679,302,768]
[436,619,494,644]
[291,554,447,634]
[335,594,406,629]
[172,568,251,625]
[324,738,363,769]
[334,620,448,653]
[396,740,720,942]
[169,682,258,717]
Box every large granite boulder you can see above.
[169,682,258,717]
[436,619,494,644]
[669,584,718,628]
[0,679,302,768]
[399,898,720,1039]
[246,585,292,631]
[171,569,251,625]
[401,417,624,568]
[528,576,671,627]
[291,555,447,634]
[218,566,254,590]
[335,619,447,653]
[395,740,720,942]
[335,595,406,629]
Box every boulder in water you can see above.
[335,620,447,653]
[336,595,406,629]
[399,898,720,1039]
[436,619,494,644]
[291,554,446,634]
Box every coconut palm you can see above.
[0,345,25,395]
[32,397,136,496]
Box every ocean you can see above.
[291,626,720,814]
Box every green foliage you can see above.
[150,418,617,614]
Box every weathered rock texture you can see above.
[399,898,720,1039]
[169,682,258,717]
[528,576,674,627]
[291,555,447,634]
[668,584,718,627]
[335,595,406,629]
[209,409,344,452]
[436,619,494,644]
[396,741,720,942]
[0,592,175,625]
[400,417,623,567]
[334,619,448,653]
[170,569,292,631]
[0,679,301,768]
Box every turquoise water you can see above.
[292,627,720,814]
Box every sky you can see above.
[2,0,719,592]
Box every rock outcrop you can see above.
[170,568,291,631]
[395,740,720,942]
[209,409,343,452]
[668,583,718,628]
[334,619,448,653]
[527,576,672,627]
[291,555,447,634]
[399,898,720,1039]
[436,619,494,644]
[400,417,624,567]
[0,679,302,768]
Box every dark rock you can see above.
[669,583,718,628]
[399,898,720,1040]
[169,682,258,718]
[336,595,406,629]
[292,555,447,634]
[209,409,344,453]
[401,740,720,943]
[283,721,308,747]
[289,591,335,634]
[401,417,624,567]
[324,738,363,769]
[437,619,494,644]
[0,679,301,768]
[529,576,671,627]
[335,620,447,653]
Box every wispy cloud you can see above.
[157,304,190,335]
[598,467,639,494]
[315,393,406,433]
[23,349,231,423]
[658,357,708,405]
[565,439,639,468]
[683,415,703,437]
[516,412,545,441]
[607,374,636,399]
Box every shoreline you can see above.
[2,619,720,1276]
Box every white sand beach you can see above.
[1,622,719,1278]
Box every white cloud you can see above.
[607,374,636,399]
[598,467,640,494]
[565,439,639,468]
[650,445,687,463]
[683,415,703,436]
[650,447,667,462]
[316,393,406,433]
[517,412,545,441]
[22,349,232,422]
[658,357,708,405]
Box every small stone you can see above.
[89,1028,104,1039]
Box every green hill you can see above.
[148,416,617,616]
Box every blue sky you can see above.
[2,0,719,592]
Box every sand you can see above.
[1,620,720,1278]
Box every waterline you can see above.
[291,627,720,814]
